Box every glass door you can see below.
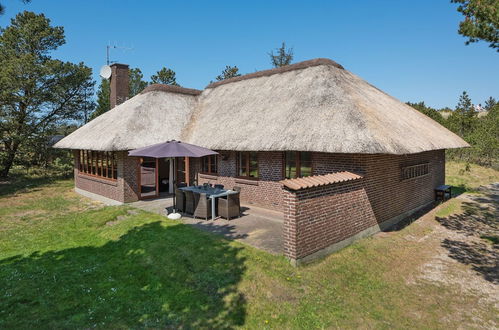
[140,157,158,198]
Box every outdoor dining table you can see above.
[179,186,238,220]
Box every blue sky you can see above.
[1,0,498,108]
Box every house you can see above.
[54,58,468,265]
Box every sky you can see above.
[1,0,498,109]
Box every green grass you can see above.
[445,161,499,194]
[0,171,497,328]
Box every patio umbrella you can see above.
[129,140,218,218]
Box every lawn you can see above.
[0,162,497,328]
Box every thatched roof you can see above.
[55,88,199,151]
[55,58,468,154]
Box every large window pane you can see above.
[285,151,297,179]
[249,152,258,178]
[300,152,312,177]
[285,151,312,178]
[209,155,217,173]
[238,152,247,177]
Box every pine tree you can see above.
[90,79,110,120]
[269,42,294,67]
[215,65,241,81]
[0,11,94,177]
[151,67,179,86]
[129,68,148,97]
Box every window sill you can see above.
[401,173,430,182]
[199,173,218,180]
[78,173,118,186]
[235,177,259,186]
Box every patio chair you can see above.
[193,193,212,220]
[177,182,187,188]
[218,192,241,220]
[233,186,241,192]
[214,184,224,189]
[175,188,185,213]
[184,190,196,215]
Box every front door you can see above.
[139,157,158,198]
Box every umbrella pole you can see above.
[173,157,176,213]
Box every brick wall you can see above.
[282,149,446,264]
[195,151,284,210]
[74,151,140,203]
[312,150,445,224]
[283,179,377,261]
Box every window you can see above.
[237,152,258,178]
[402,163,429,180]
[78,150,117,180]
[284,151,312,179]
[201,154,218,174]
[176,157,186,184]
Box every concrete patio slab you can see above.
[129,196,283,255]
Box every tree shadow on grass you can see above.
[0,222,247,328]
[436,186,498,284]
[0,172,69,197]
[441,239,498,284]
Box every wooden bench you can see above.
[435,185,452,202]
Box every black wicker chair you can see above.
[214,184,224,189]
[193,193,212,220]
[175,188,185,213]
[218,192,241,220]
[184,190,196,215]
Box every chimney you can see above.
[110,63,129,108]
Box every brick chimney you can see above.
[110,63,129,108]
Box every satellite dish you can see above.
[99,65,112,79]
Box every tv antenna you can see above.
[106,42,134,65]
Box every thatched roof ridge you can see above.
[55,58,469,154]
[206,58,344,89]
[141,84,202,96]
[185,63,468,154]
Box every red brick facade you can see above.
[195,151,284,210]
[74,149,445,264]
[283,179,378,262]
[74,151,139,203]
[282,150,445,264]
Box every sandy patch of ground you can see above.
[404,183,498,327]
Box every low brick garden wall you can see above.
[283,179,378,265]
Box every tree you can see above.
[80,78,96,124]
[215,65,241,81]
[447,91,477,137]
[0,11,94,177]
[406,101,445,125]
[0,0,31,16]
[129,67,148,97]
[89,78,110,120]
[269,42,294,67]
[467,102,499,166]
[91,67,148,120]
[151,67,179,86]
[451,0,499,51]
[484,96,497,110]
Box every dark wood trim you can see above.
[283,151,314,179]
[138,156,160,200]
[199,173,218,180]
[236,151,259,179]
[201,154,218,175]
[235,177,259,185]
[185,157,190,186]
[155,158,159,196]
